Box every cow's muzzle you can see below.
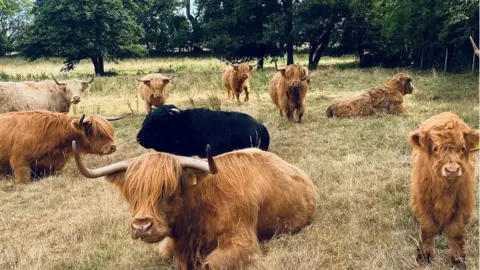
[442,163,462,179]
[72,96,81,104]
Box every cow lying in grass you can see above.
[409,112,479,267]
[72,141,317,269]
[326,73,415,118]
[136,105,270,157]
[0,110,123,183]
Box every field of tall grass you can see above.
[0,55,478,269]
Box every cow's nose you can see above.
[110,145,116,153]
[154,94,160,98]
[444,163,461,177]
[132,218,153,233]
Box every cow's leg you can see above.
[279,110,283,117]
[297,107,305,123]
[243,86,249,102]
[227,89,231,100]
[10,157,31,184]
[445,219,467,267]
[157,237,175,260]
[203,234,258,269]
[416,220,440,264]
[235,92,241,104]
[285,108,294,121]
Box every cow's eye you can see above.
[461,146,467,153]
[432,146,438,152]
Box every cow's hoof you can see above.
[451,257,467,269]
[415,248,431,264]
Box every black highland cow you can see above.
[137,105,270,157]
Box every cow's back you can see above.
[222,66,234,89]
[209,149,317,239]
[0,81,65,112]
[268,72,284,107]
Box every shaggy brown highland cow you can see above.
[409,112,479,267]
[137,73,174,113]
[269,63,310,123]
[326,73,415,118]
[222,63,255,103]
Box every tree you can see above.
[0,0,32,56]
[21,0,145,75]
[295,0,350,69]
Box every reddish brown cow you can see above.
[326,73,415,118]
[409,112,479,267]
[222,63,255,103]
[0,110,123,184]
[269,63,310,123]
[136,73,174,113]
[72,143,317,269]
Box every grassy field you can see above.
[0,56,478,270]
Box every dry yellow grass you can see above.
[0,56,478,270]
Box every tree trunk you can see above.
[283,0,294,65]
[91,55,105,76]
[186,0,201,52]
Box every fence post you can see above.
[443,48,448,73]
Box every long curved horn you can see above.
[178,144,218,174]
[169,108,181,115]
[72,140,129,178]
[469,36,480,57]
[136,78,152,83]
[51,74,65,86]
[302,67,309,81]
[103,116,127,121]
[84,75,95,84]
[79,114,86,125]
[165,75,175,80]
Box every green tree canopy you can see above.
[21,0,146,75]
[0,0,32,56]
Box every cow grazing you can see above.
[137,73,174,113]
[269,63,310,123]
[72,141,317,269]
[409,112,479,266]
[0,110,123,184]
[136,105,270,157]
[222,63,255,103]
[326,73,415,118]
[0,75,93,113]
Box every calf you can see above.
[222,63,255,103]
[137,73,174,113]
[409,112,479,266]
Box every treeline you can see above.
[0,0,478,74]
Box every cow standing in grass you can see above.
[72,141,317,269]
[0,110,123,183]
[222,63,255,103]
[136,105,270,157]
[409,112,479,267]
[269,63,310,123]
[326,73,415,118]
[0,75,93,113]
[137,73,174,113]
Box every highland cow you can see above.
[137,73,174,113]
[409,112,479,267]
[72,141,317,269]
[0,75,94,113]
[0,110,123,184]
[222,63,255,103]
[326,73,415,118]
[136,105,269,157]
[269,63,310,123]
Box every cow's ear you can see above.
[464,129,480,151]
[81,82,90,90]
[231,64,239,71]
[409,130,433,153]
[163,79,171,85]
[73,114,92,131]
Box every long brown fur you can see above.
[0,110,117,184]
[102,148,317,270]
[137,73,172,113]
[326,73,415,118]
[0,79,90,113]
[269,64,309,123]
[409,112,479,266]
[222,63,253,103]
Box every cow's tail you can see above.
[326,105,335,118]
